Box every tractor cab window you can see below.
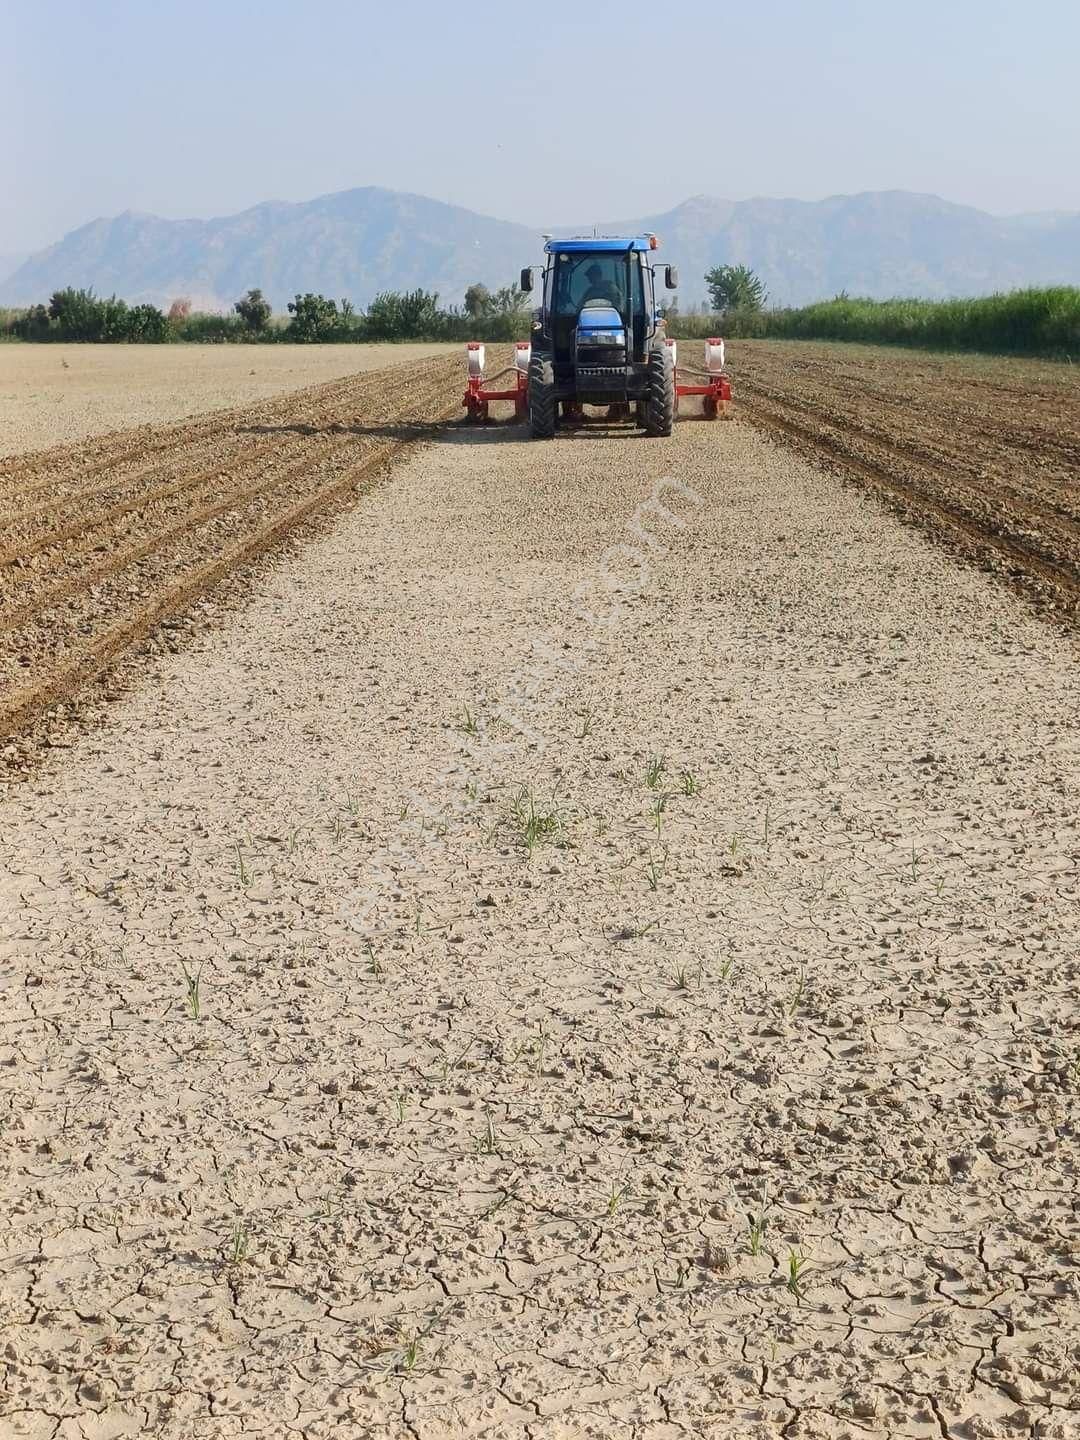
[552,252,644,320]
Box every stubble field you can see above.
[1,340,1078,1439]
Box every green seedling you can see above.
[680,770,699,796]
[398,1333,421,1373]
[228,1221,249,1267]
[652,792,671,839]
[608,918,660,942]
[645,755,667,789]
[910,844,920,883]
[482,1184,519,1219]
[366,943,384,978]
[437,1037,476,1083]
[179,959,203,1021]
[392,1306,450,1375]
[458,706,479,736]
[607,1181,631,1216]
[511,788,562,856]
[719,956,735,981]
[786,1248,811,1304]
[476,1113,499,1156]
[394,1095,407,1124]
[763,803,771,846]
[465,778,479,801]
[787,969,806,1018]
[234,843,251,888]
[747,1184,770,1256]
[576,706,597,739]
[534,1020,549,1076]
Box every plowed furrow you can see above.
[740,376,1080,532]
[0,358,443,529]
[0,432,443,741]
[0,441,287,552]
[0,444,349,635]
[0,352,469,743]
[0,373,455,637]
[0,359,451,567]
[0,369,386,495]
[0,449,288,567]
[741,389,1080,614]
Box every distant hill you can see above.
[628,192,1080,306]
[0,190,535,314]
[3,187,1078,312]
[0,252,29,289]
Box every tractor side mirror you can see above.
[520,267,534,293]
[665,265,679,290]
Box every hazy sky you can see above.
[4,0,1079,252]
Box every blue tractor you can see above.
[519,235,679,439]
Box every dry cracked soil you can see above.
[1,347,1079,1440]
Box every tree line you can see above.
[5,266,1076,358]
[4,282,532,344]
[673,266,1079,357]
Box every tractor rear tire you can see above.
[528,355,556,439]
[644,346,675,437]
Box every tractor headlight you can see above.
[578,328,626,347]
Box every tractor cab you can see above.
[529,238,666,376]
[519,235,679,437]
[461,231,732,437]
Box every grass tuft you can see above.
[511,787,563,856]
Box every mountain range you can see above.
[3,187,1078,312]
[0,253,30,290]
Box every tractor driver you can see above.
[580,261,622,310]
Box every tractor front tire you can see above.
[528,355,556,439]
[644,346,675,437]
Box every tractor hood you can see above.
[576,305,623,332]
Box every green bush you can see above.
[442,308,529,342]
[8,287,171,342]
[363,289,443,340]
[704,264,768,312]
[7,305,48,340]
[235,288,272,332]
[126,303,170,342]
[669,287,1080,358]
[287,292,352,342]
[173,312,251,343]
